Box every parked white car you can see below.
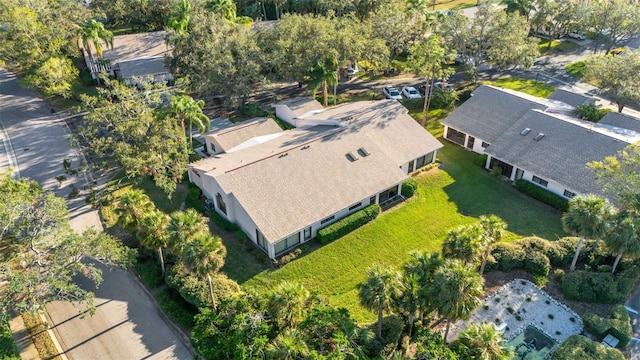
[401,86,421,99]
[568,31,586,40]
[383,86,402,100]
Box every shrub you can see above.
[584,305,632,348]
[185,185,204,213]
[155,287,197,330]
[0,319,19,360]
[562,271,622,303]
[165,262,243,309]
[551,335,624,360]
[210,210,239,232]
[430,88,458,109]
[487,243,525,272]
[473,154,488,168]
[554,269,565,283]
[242,102,266,117]
[276,248,303,267]
[523,250,551,277]
[401,178,418,198]
[518,237,570,267]
[515,179,569,211]
[317,204,380,244]
[133,259,164,289]
[575,103,611,122]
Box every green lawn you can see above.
[483,78,556,98]
[566,61,586,80]
[242,142,565,323]
[538,39,579,54]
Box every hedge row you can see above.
[583,305,632,348]
[210,210,240,232]
[401,178,418,198]
[562,265,640,304]
[515,179,569,211]
[485,237,562,276]
[317,204,381,244]
[551,335,624,360]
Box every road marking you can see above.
[626,306,639,315]
[0,118,20,179]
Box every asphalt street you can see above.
[0,68,192,359]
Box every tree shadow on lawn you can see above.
[439,143,565,241]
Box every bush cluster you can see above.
[430,88,459,109]
[401,178,418,198]
[242,102,266,117]
[210,210,240,232]
[317,204,381,244]
[551,335,624,360]
[562,265,640,304]
[165,262,242,309]
[583,305,632,347]
[515,179,569,211]
[185,184,204,213]
[575,103,611,122]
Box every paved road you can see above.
[0,69,192,359]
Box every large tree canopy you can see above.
[0,174,133,316]
[589,142,640,213]
[80,79,189,197]
[583,50,640,113]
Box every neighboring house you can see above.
[189,98,443,259]
[79,31,172,86]
[442,85,640,200]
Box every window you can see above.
[210,143,216,152]
[481,141,490,148]
[256,229,267,250]
[275,232,301,255]
[563,190,576,198]
[466,136,475,149]
[216,193,227,215]
[321,215,335,225]
[445,127,466,146]
[349,202,362,211]
[416,155,426,169]
[532,176,549,187]
[408,160,414,173]
[369,196,376,205]
[304,227,312,240]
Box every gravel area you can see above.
[450,279,583,344]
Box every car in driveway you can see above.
[401,86,421,99]
[419,82,453,95]
[383,86,402,100]
[567,31,586,40]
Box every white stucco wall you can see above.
[274,105,297,126]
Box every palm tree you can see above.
[396,272,421,338]
[167,209,209,255]
[562,195,613,272]
[358,264,403,339]
[265,328,310,359]
[307,57,339,107]
[115,189,155,230]
[267,281,311,330]
[80,19,114,60]
[429,259,484,342]
[140,209,169,274]
[205,0,237,21]
[442,224,480,265]
[456,322,513,360]
[161,95,210,152]
[605,215,640,274]
[478,215,507,275]
[181,231,226,310]
[167,0,192,34]
[402,250,443,320]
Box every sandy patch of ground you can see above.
[449,279,583,344]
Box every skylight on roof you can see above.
[346,152,359,162]
[520,128,531,136]
[357,147,370,157]
[534,133,545,141]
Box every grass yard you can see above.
[483,78,556,98]
[242,142,565,323]
[538,39,579,54]
[566,61,586,80]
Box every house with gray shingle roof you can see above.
[79,31,172,86]
[441,85,639,201]
[189,99,443,259]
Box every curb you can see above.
[40,313,69,360]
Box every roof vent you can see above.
[278,153,289,158]
[357,147,370,157]
[346,152,359,162]
[520,128,531,136]
[534,133,545,141]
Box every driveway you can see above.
[0,68,192,359]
